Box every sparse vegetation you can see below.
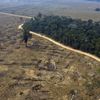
[0,9,100,100]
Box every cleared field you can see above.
[0,13,100,100]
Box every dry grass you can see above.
[0,13,100,100]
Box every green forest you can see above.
[23,14,100,57]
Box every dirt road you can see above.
[29,31,100,62]
[0,12,32,19]
[0,12,99,62]
[18,24,100,62]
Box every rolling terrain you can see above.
[0,13,100,100]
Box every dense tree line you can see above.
[23,13,100,57]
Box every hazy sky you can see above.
[0,0,99,3]
[0,0,100,5]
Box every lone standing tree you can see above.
[22,30,29,47]
[22,19,33,47]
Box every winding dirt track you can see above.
[0,12,100,62]
[30,31,100,62]
[18,24,100,62]
[0,12,32,19]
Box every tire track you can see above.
[0,12,32,19]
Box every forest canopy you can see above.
[23,14,100,57]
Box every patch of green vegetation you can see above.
[97,68,100,74]
[23,13,100,57]
[93,79,100,88]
